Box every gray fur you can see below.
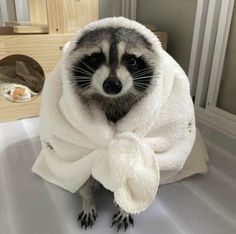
[74,27,152,51]
[83,91,146,122]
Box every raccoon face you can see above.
[66,27,158,102]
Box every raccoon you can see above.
[65,26,158,231]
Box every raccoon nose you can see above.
[103,78,122,94]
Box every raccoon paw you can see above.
[78,208,97,229]
[111,209,134,232]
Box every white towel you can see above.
[32,17,208,214]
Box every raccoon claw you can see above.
[78,208,97,229]
[111,210,134,232]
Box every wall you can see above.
[99,0,122,18]
[136,0,197,73]
[217,3,236,115]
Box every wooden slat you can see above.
[28,0,48,24]
[46,0,65,34]
[46,0,98,34]
[13,24,48,34]
[62,0,98,33]
[5,21,48,34]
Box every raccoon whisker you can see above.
[134,81,152,86]
[75,78,91,81]
[73,76,92,80]
[68,54,95,73]
[137,84,153,92]
[132,69,152,76]
[75,80,91,85]
[72,63,93,70]
[71,77,91,84]
[77,84,92,89]
[133,73,152,79]
[72,68,92,74]
[73,77,92,82]
[71,80,90,85]
[131,68,153,76]
[72,67,93,76]
[133,76,154,80]
[134,83,149,88]
[74,80,92,83]
[133,78,153,82]
[72,71,92,77]
[134,83,153,92]
[73,75,92,78]
[73,74,92,79]
[74,77,91,79]
[123,72,152,85]
[132,72,153,79]
[72,66,93,73]
[77,59,95,73]
[76,83,92,91]
[132,70,153,77]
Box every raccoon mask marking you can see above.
[66,27,158,122]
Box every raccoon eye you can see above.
[90,53,101,63]
[127,56,137,66]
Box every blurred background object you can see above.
[0,0,99,122]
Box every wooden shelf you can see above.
[5,21,48,34]
[13,24,48,34]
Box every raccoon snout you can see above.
[103,77,122,95]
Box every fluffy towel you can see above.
[32,17,208,214]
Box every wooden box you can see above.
[0,34,73,122]
[0,0,98,122]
